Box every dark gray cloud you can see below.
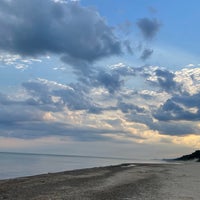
[154,93,200,121]
[95,71,123,94]
[0,90,52,128]
[126,111,199,136]
[137,18,161,40]
[150,121,198,136]
[53,87,101,113]
[21,81,65,112]
[0,106,42,125]
[138,92,155,100]
[0,94,44,126]
[22,80,102,113]
[140,48,153,60]
[142,68,180,93]
[126,112,153,128]
[154,99,195,121]
[22,82,52,104]
[61,54,92,75]
[0,119,128,141]
[88,64,136,94]
[172,92,200,108]
[155,69,178,92]
[118,101,145,114]
[0,0,122,69]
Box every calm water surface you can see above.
[0,152,164,180]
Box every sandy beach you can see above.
[0,162,199,200]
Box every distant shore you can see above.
[0,162,199,200]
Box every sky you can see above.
[0,0,200,159]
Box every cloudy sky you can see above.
[0,0,200,159]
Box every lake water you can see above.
[0,152,164,180]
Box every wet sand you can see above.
[0,162,199,200]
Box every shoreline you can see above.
[0,160,168,181]
[1,151,168,181]
[0,162,199,199]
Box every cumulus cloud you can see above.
[2,1,200,150]
[0,82,128,141]
[142,67,200,122]
[2,59,200,142]
[0,0,122,70]
[116,66,200,136]
[0,91,132,142]
[137,18,161,40]
[175,67,200,95]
